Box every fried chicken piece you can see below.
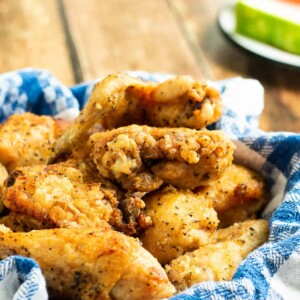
[51,158,152,235]
[2,164,118,229]
[140,186,219,265]
[0,223,175,299]
[0,212,52,232]
[2,163,151,235]
[0,113,69,172]
[165,219,269,291]
[89,125,235,192]
[147,76,221,128]
[195,164,267,227]
[103,75,222,129]
[49,73,222,162]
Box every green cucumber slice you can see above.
[235,0,300,55]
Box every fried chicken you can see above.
[2,163,151,235]
[89,125,235,192]
[2,164,118,229]
[0,113,69,172]
[103,74,222,129]
[0,72,270,299]
[195,164,267,227]
[49,73,222,162]
[165,219,269,291]
[0,223,175,300]
[140,186,219,265]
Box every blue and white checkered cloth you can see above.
[0,69,299,300]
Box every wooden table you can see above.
[0,0,299,132]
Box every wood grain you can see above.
[0,0,74,85]
[62,0,202,81]
[169,0,248,80]
[0,0,298,132]
[172,0,300,132]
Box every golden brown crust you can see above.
[89,125,235,192]
[104,75,222,129]
[2,164,118,228]
[140,186,219,265]
[0,224,175,299]
[165,219,269,291]
[195,164,267,227]
[0,113,67,172]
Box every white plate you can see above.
[218,2,300,68]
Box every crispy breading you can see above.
[149,76,221,128]
[165,219,269,291]
[103,75,222,129]
[89,125,235,192]
[48,73,222,162]
[0,113,68,172]
[2,164,118,228]
[2,163,150,235]
[140,186,219,265]
[0,212,52,232]
[195,164,267,227]
[0,223,175,300]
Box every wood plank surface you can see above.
[171,0,300,132]
[0,0,298,132]
[62,0,203,81]
[0,0,74,85]
[169,0,248,80]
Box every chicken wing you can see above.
[89,125,235,192]
[2,164,118,228]
[165,219,269,292]
[140,186,219,265]
[48,73,222,162]
[0,112,69,172]
[195,164,267,227]
[103,75,222,129]
[2,163,151,235]
[0,223,175,300]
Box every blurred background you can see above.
[0,0,299,131]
